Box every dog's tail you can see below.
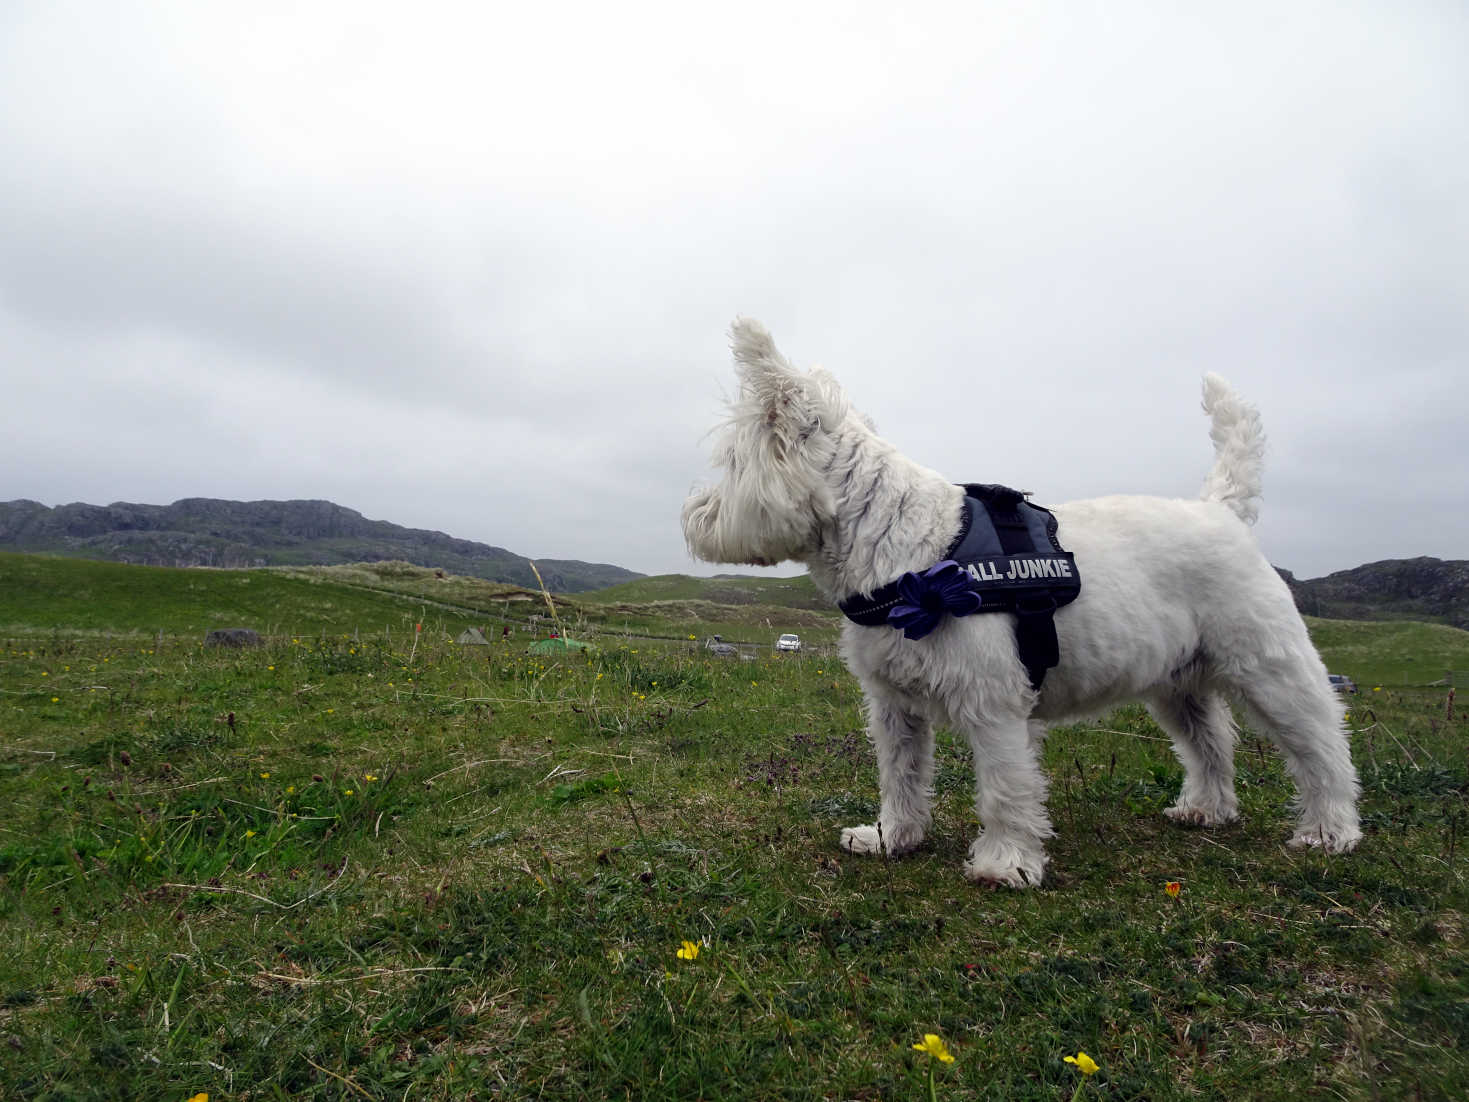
[1199,373,1264,525]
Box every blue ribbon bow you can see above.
[886,560,984,640]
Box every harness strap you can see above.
[1013,594,1062,691]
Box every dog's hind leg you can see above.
[959,717,1053,888]
[840,689,934,857]
[1235,660,1362,853]
[1148,690,1241,828]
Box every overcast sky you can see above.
[2,2,1465,582]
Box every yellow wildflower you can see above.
[1164,881,1181,898]
[1065,1052,1100,1076]
[675,940,700,961]
[912,1033,955,1063]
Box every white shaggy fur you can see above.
[683,319,1361,888]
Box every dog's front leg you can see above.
[961,717,1054,888]
[841,689,933,857]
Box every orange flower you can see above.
[1164,881,1181,898]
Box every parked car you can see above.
[775,633,802,653]
[1327,674,1357,694]
[704,635,738,658]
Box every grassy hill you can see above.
[2,553,1466,1098]
[1305,616,1469,686]
[0,552,432,637]
[0,553,843,651]
[579,572,827,609]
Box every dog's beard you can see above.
[681,479,821,568]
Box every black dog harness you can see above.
[838,484,1081,689]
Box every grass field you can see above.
[1,555,1467,1100]
[0,554,841,653]
[576,573,827,611]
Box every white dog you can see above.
[682,319,1361,888]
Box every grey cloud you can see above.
[1,2,1465,583]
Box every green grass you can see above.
[577,572,826,609]
[0,553,436,639]
[0,556,1466,1099]
[1304,616,1469,687]
[0,554,840,654]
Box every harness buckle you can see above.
[1014,593,1059,617]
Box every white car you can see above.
[775,633,802,653]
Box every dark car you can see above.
[1328,674,1357,694]
[704,635,738,658]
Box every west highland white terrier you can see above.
[682,319,1361,888]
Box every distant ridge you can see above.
[0,498,641,594]
[1278,557,1469,632]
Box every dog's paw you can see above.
[840,822,921,857]
[840,824,883,856]
[1289,824,1362,854]
[963,836,1047,889]
[1163,802,1240,828]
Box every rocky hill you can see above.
[1279,557,1469,631]
[0,498,641,593]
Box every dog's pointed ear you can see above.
[729,317,845,434]
[730,317,798,424]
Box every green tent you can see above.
[527,637,597,655]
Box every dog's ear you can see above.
[729,318,846,436]
[730,317,799,426]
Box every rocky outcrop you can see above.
[1280,558,1469,630]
